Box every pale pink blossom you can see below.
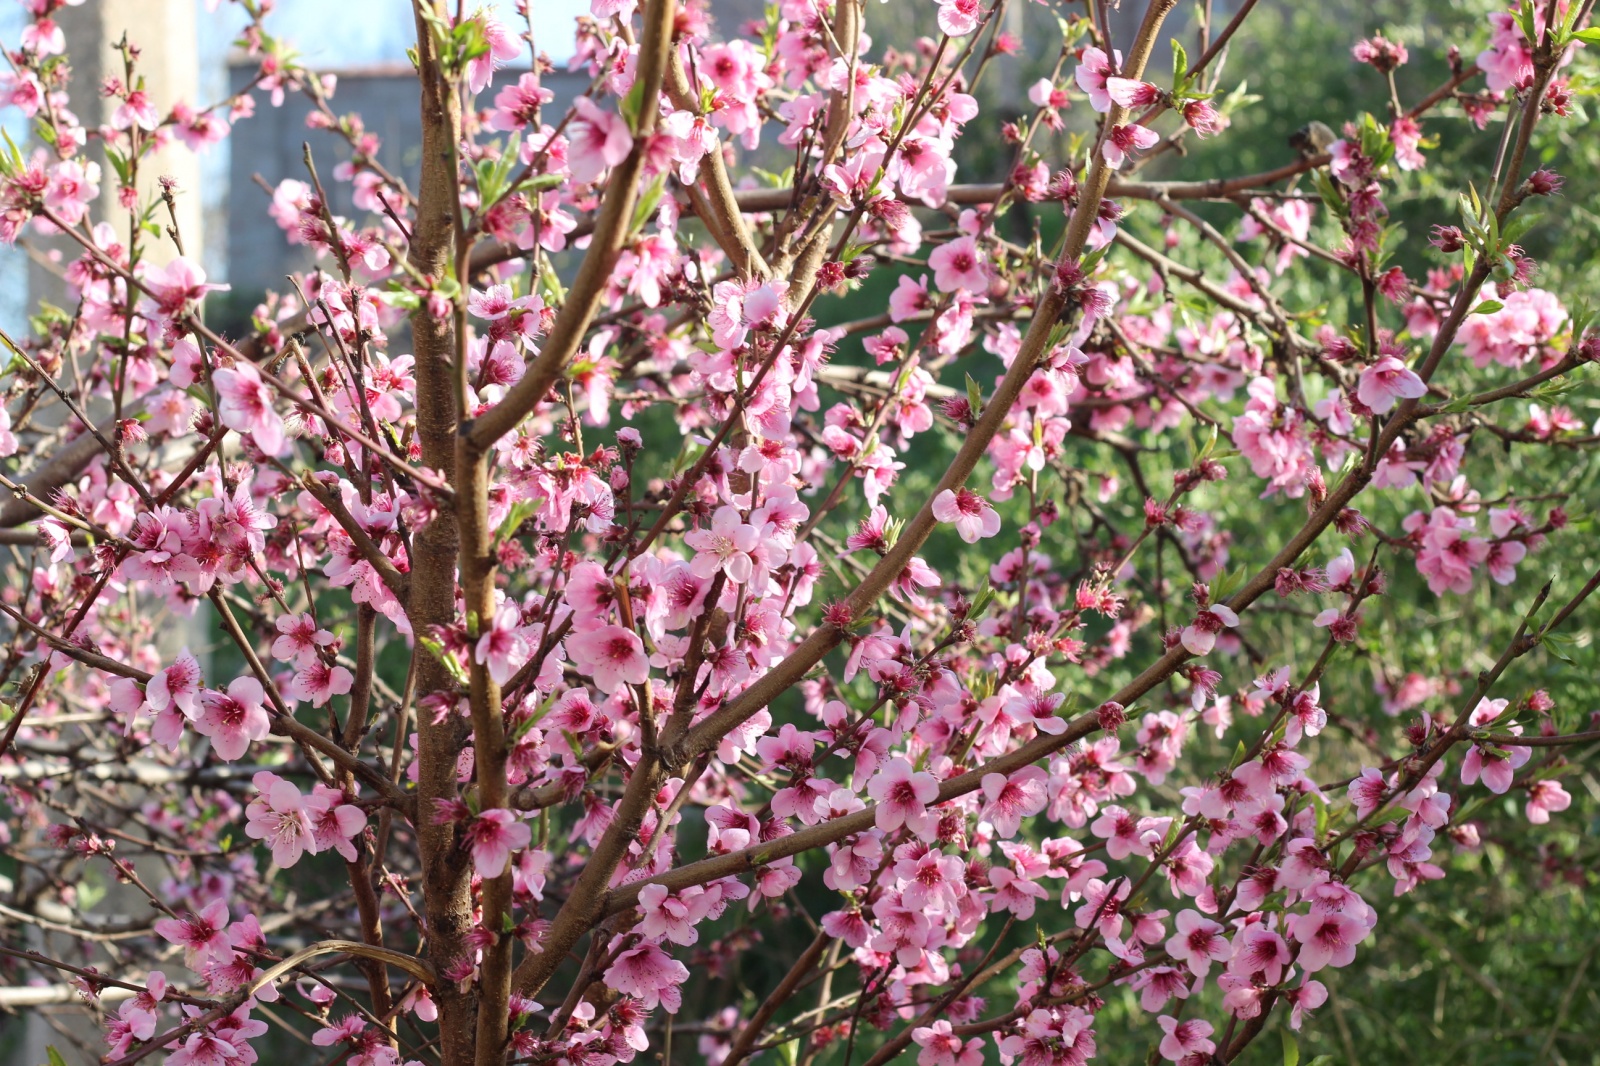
[475,603,530,685]
[1525,779,1571,824]
[1165,909,1230,977]
[1102,122,1160,169]
[1288,909,1369,971]
[912,1020,984,1066]
[604,939,690,1013]
[867,757,940,835]
[1157,1016,1215,1061]
[637,884,711,946]
[245,772,318,868]
[932,487,1001,543]
[153,900,232,971]
[565,624,649,694]
[1356,355,1426,414]
[147,649,204,720]
[936,0,983,38]
[195,677,271,761]
[213,362,286,456]
[568,97,632,184]
[1074,46,1122,112]
[1181,603,1238,655]
[980,767,1048,837]
[929,235,987,293]
[685,506,759,584]
[272,613,336,668]
[466,808,531,878]
[290,659,354,707]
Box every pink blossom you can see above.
[1181,603,1238,655]
[195,677,271,761]
[1101,123,1160,169]
[475,603,530,685]
[1165,909,1230,977]
[466,809,531,878]
[153,899,232,971]
[44,160,99,224]
[1105,78,1161,108]
[987,863,1050,919]
[213,362,287,456]
[1156,1016,1214,1061]
[490,73,554,131]
[565,624,649,694]
[291,659,354,707]
[1288,909,1369,971]
[932,487,1001,543]
[272,613,336,668]
[1088,805,1153,860]
[307,785,367,861]
[1356,355,1426,414]
[1074,46,1122,112]
[568,97,632,184]
[867,757,940,835]
[147,648,204,721]
[1229,924,1291,985]
[465,14,521,94]
[1525,779,1570,824]
[140,256,228,320]
[684,506,760,584]
[980,767,1048,837]
[936,0,983,38]
[604,939,690,1013]
[929,234,987,293]
[112,89,159,131]
[638,884,711,945]
[912,1020,984,1066]
[245,772,319,868]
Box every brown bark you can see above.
[407,4,476,1064]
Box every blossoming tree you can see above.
[2,1,1599,1065]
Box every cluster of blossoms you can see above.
[0,3,1597,1066]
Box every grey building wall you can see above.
[223,62,590,306]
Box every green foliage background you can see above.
[667,2,1600,1064]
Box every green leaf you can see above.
[1170,38,1189,94]
[965,373,984,417]
[0,127,23,177]
[1515,0,1538,44]
[1282,1030,1300,1066]
[1210,564,1248,604]
[629,173,666,237]
[47,1048,69,1066]
[418,635,467,684]
[1499,210,1541,248]
[1471,300,1504,316]
[513,172,564,197]
[494,497,541,544]
[1573,27,1600,45]
[619,79,647,134]
[967,579,996,622]
[1080,241,1112,276]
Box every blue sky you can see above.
[198,0,592,71]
